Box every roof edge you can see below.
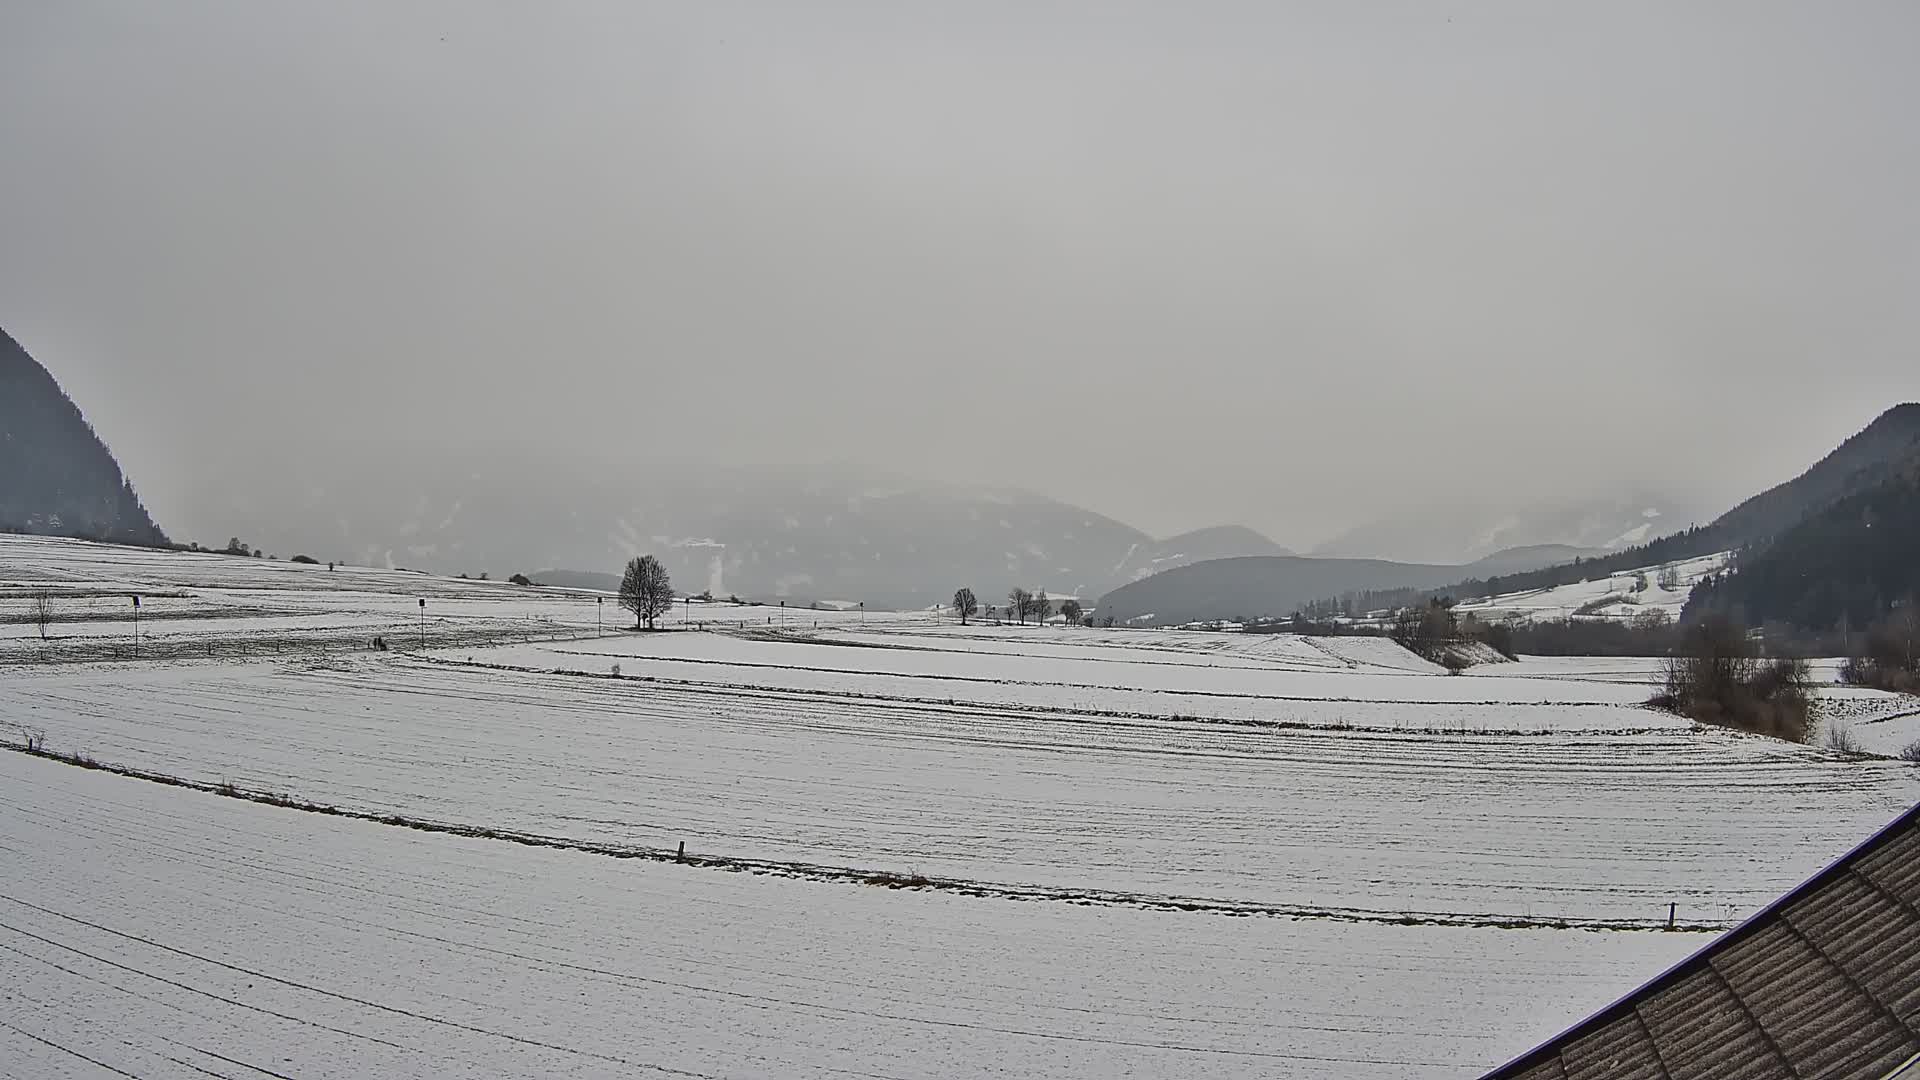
[1482,801,1920,1079]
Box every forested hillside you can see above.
[1687,456,1920,632]
[0,327,167,546]
[1320,404,1920,619]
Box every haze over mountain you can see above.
[1309,494,1715,566]
[1104,403,1920,626]
[174,451,1288,609]
[5,5,1918,554]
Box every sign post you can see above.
[597,595,603,637]
[418,598,426,650]
[131,595,141,658]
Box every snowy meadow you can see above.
[4,534,1919,1078]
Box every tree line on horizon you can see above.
[951,586,1093,627]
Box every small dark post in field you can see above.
[677,841,686,863]
[1668,902,1676,930]
[131,594,140,658]
[418,597,426,648]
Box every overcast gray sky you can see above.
[4,1,1917,547]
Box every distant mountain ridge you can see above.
[1685,408,1920,631]
[1102,404,1920,626]
[1712,402,1920,546]
[1309,494,1711,565]
[1108,525,1291,585]
[0,327,166,546]
[180,453,1286,610]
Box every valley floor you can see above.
[4,535,1919,1077]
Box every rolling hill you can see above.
[1094,546,1598,627]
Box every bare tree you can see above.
[1008,587,1031,626]
[953,587,978,625]
[619,555,675,630]
[1060,599,1083,625]
[1030,590,1051,624]
[31,592,52,641]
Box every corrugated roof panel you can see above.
[1506,1059,1570,1080]
[1717,923,1908,1076]
[1484,806,1920,1080]
[1861,827,1920,904]
[1639,967,1787,1080]
[1557,1011,1665,1079]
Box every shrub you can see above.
[1839,606,1920,693]
[1440,650,1471,675]
[289,554,318,564]
[1824,723,1863,755]
[508,573,534,586]
[1656,615,1813,742]
[1900,740,1920,763]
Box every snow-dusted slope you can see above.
[1453,552,1730,624]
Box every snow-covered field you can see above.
[0,750,1694,1078]
[4,534,1919,1077]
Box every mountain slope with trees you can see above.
[1106,404,1920,627]
[1687,452,1920,633]
[1094,548,1589,627]
[1323,404,1920,619]
[0,327,166,546]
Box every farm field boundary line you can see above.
[508,647,1641,709]
[420,654,1673,737]
[736,628,1364,674]
[0,625,593,667]
[0,741,1723,933]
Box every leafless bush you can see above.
[1656,614,1813,742]
[1824,723,1863,755]
[1840,606,1920,693]
[1899,740,1920,763]
[31,592,52,640]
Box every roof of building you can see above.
[1484,802,1920,1080]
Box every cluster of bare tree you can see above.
[1840,602,1920,693]
[952,586,1086,626]
[1652,613,1814,742]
